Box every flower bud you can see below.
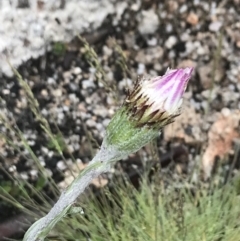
[125,67,193,128]
[102,67,194,158]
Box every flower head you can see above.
[103,67,194,158]
[125,67,193,128]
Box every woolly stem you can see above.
[23,145,121,241]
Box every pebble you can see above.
[186,12,199,26]
[165,36,177,49]
[93,106,108,118]
[147,37,157,46]
[41,89,48,97]
[20,173,28,180]
[73,67,82,75]
[166,23,173,33]
[2,89,10,95]
[209,21,222,32]
[138,9,159,35]
[179,5,187,13]
[201,2,209,12]
[53,89,62,97]
[57,112,65,120]
[131,2,141,11]
[47,151,54,158]
[69,94,79,104]
[8,165,16,172]
[41,108,48,116]
[82,79,96,89]
[69,82,79,92]
[63,105,69,112]
[47,77,56,85]
[221,108,231,117]
[57,161,67,171]
[137,63,145,75]
[194,0,200,5]
[86,119,97,128]
[168,50,176,58]
[103,45,113,56]
[197,46,205,55]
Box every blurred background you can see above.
[0,0,240,240]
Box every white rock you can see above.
[137,63,145,75]
[209,21,222,32]
[82,79,96,89]
[179,5,187,13]
[93,106,108,118]
[58,111,65,120]
[57,161,67,171]
[53,89,62,97]
[166,23,173,33]
[197,46,205,55]
[86,119,96,128]
[0,0,126,76]
[221,108,231,117]
[73,67,82,75]
[147,37,157,46]
[30,169,38,178]
[165,36,177,49]
[47,77,56,85]
[138,9,159,35]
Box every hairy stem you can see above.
[23,144,121,241]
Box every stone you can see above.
[165,36,177,49]
[209,21,222,32]
[186,12,199,26]
[138,9,159,35]
[0,0,126,76]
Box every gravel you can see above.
[0,0,240,226]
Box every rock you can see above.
[92,106,108,118]
[137,63,145,75]
[221,108,231,117]
[186,12,199,26]
[179,4,187,13]
[0,0,126,76]
[209,21,222,32]
[165,36,177,49]
[147,37,157,46]
[86,119,96,128]
[165,23,173,33]
[138,9,159,35]
[73,67,82,75]
[82,79,96,89]
[53,89,62,97]
[41,89,48,97]
[57,161,67,171]
[202,110,240,178]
